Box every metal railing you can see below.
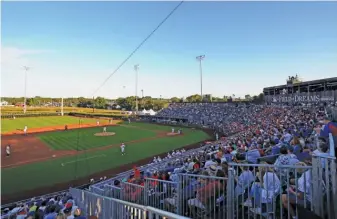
[87,155,336,219]
[70,188,190,219]
[228,162,313,219]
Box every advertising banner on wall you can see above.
[269,94,335,103]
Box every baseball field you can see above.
[1,116,211,204]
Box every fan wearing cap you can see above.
[62,201,77,219]
[63,206,73,218]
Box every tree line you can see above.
[1,93,264,111]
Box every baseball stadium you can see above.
[2,1,337,219]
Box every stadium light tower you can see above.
[196,55,205,101]
[141,89,144,109]
[23,66,30,114]
[134,64,139,113]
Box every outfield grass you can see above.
[1,116,103,133]
[38,125,157,150]
[1,123,210,195]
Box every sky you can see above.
[1,1,337,99]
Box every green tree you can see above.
[170,97,180,103]
[186,94,202,102]
[244,94,252,101]
[94,96,106,109]
[27,98,37,106]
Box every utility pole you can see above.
[134,64,139,114]
[196,55,205,102]
[23,66,30,114]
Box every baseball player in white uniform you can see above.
[171,127,175,133]
[103,127,107,133]
[120,143,126,156]
[24,126,28,135]
[6,145,11,157]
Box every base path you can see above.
[1,135,77,168]
[1,120,120,136]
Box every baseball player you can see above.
[171,127,175,133]
[23,125,28,135]
[128,118,131,124]
[120,143,126,156]
[6,144,11,157]
[103,127,107,133]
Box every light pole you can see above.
[134,64,139,113]
[23,66,30,114]
[141,89,144,109]
[196,55,205,102]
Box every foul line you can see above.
[61,154,106,167]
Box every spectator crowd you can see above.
[103,102,336,218]
[1,193,86,219]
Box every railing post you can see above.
[177,174,183,216]
[312,156,321,216]
[329,158,337,219]
[144,178,148,206]
[227,168,235,219]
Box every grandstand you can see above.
[264,76,337,104]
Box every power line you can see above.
[92,1,184,96]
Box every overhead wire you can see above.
[92,1,184,96]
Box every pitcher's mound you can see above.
[94,132,116,137]
[166,132,182,136]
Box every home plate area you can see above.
[94,132,116,137]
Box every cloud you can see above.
[1,46,48,68]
